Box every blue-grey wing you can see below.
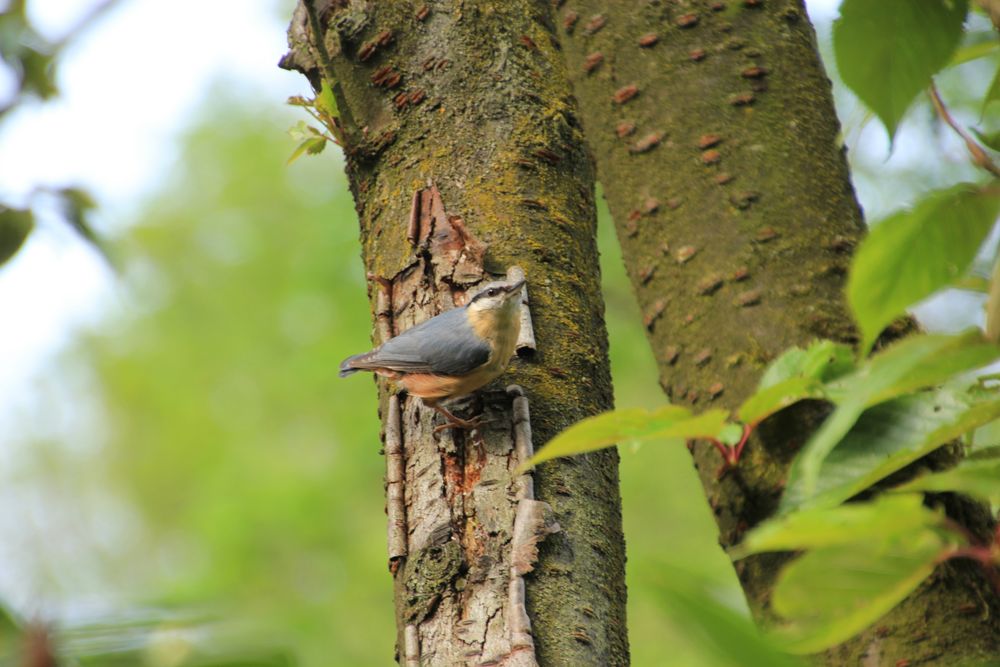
[344,307,490,376]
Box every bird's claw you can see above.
[432,416,492,434]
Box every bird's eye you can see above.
[486,288,500,297]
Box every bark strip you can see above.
[505,385,560,666]
[386,394,407,565]
[507,266,537,354]
[404,623,420,666]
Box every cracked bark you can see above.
[557,0,1000,664]
[283,1,628,664]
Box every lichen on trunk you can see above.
[282,1,629,664]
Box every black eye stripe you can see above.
[471,285,510,302]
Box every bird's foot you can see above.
[430,404,491,433]
[432,415,491,434]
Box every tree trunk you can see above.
[283,2,629,665]
[556,0,1000,664]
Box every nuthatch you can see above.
[340,278,526,429]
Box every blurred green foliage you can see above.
[4,93,750,665]
[81,96,393,665]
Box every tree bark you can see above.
[283,2,628,665]
[557,0,1000,664]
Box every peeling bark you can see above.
[386,395,408,565]
[283,1,628,664]
[557,0,1000,664]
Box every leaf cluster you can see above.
[530,329,1000,652]
[285,82,343,165]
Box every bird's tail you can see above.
[339,353,367,377]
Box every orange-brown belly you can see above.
[397,364,503,404]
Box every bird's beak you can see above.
[504,279,526,296]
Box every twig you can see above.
[929,81,1000,178]
[302,107,340,144]
[731,423,754,463]
[28,186,116,271]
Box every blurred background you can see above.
[0,0,994,665]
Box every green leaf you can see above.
[969,411,1000,454]
[20,47,58,100]
[948,39,999,67]
[983,62,1000,117]
[969,444,1000,461]
[735,495,939,558]
[833,0,969,139]
[315,80,339,118]
[287,137,326,165]
[305,136,326,155]
[0,206,33,266]
[826,331,1000,406]
[738,340,854,424]
[523,405,732,470]
[770,529,948,654]
[287,120,310,142]
[782,386,1000,512]
[737,377,826,426]
[738,497,954,652]
[758,340,856,390]
[953,274,991,293]
[0,604,20,661]
[895,459,1000,503]
[57,186,107,259]
[786,332,1000,502]
[971,127,1000,152]
[0,605,16,634]
[847,184,1000,353]
[986,250,1000,342]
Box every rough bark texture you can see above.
[557,0,1000,664]
[283,2,628,665]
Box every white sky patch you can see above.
[0,0,309,428]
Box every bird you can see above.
[340,278,526,430]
